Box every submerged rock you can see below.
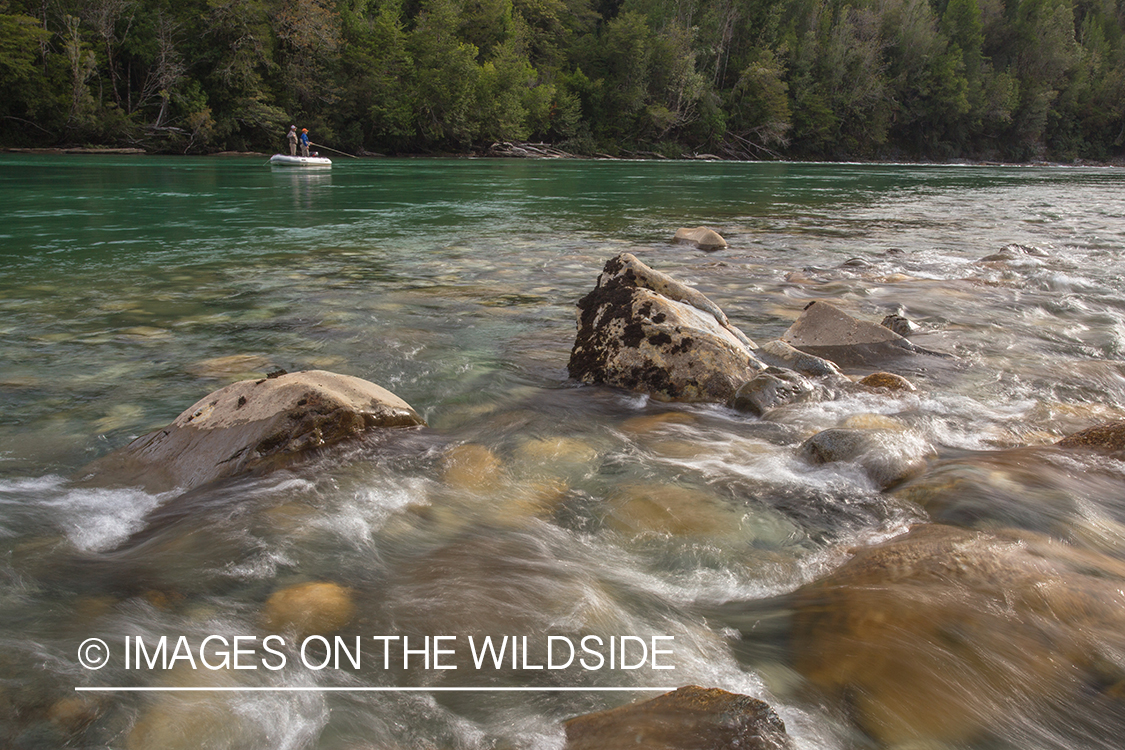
[441,443,505,492]
[514,435,599,467]
[895,445,1125,551]
[619,411,698,435]
[782,301,942,367]
[605,482,745,538]
[672,226,728,250]
[980,243,1051,261]
[261,581,356,639]
[186,353,275,380]
[81,370,425,493]
[799,426,933,489]
[126,668,242,750]
[791,524,1125,745]
[569,253,764,402]
[47,696,101,734]
[564,685,792,750]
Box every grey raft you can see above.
[269,153,332,167]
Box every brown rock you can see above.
[48,696,101,733]
[442,443,504,491]
[858,371,916,392]
[82,370,425,493]
[126,668,239,750]
[756,339,843,377]
[980,243,1050,261]
[261,581,356,639]
[880,314,921,337]
[564,685,792,750]
[619,411,698,435]
[605,483,743,538]
[1056,420,1125,452]
[792,524,1125,745]
[186,354,274,380]
[894,445,1125,550]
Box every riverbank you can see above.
[7,144,1124,168]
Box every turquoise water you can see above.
[2,154,1125,749]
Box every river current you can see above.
[1,154,1124,749]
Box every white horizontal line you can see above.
[75,686,671,693]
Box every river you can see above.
[1,154,1124,749]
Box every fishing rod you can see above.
[309,142,358,159]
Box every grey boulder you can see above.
[569,253,764,402]
[82,370,425,493]
[782,301,943,367]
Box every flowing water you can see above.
[2,154,1125,749]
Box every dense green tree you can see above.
[409,0,483,147]
[723,48,791,156]
[881,0,969,155]
[192,0,287,149]
[1,0,1121,160]
[273,0,343,115]
[337,0,416,150]
[0,4,52,143]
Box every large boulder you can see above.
[782,301,940,367]
[568,253,764,402]
[564,685,792,750]
[791,524,1125,745]
[83,370,425,493]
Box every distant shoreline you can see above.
[4,146,1122,169]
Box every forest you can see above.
[1,0,1123,161]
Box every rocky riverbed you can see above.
[5,157,1125,750]
[31,247,1118,750]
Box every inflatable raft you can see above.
[269,154,332,167]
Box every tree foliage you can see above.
[2,0,1122,160]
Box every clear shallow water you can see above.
[2,154,1125,749]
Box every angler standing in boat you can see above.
[299,128,311,157]
[287,125,298,156]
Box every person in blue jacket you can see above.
[299,128,310,157]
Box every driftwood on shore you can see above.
[486,141,749,161]
[486,141,578,158]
